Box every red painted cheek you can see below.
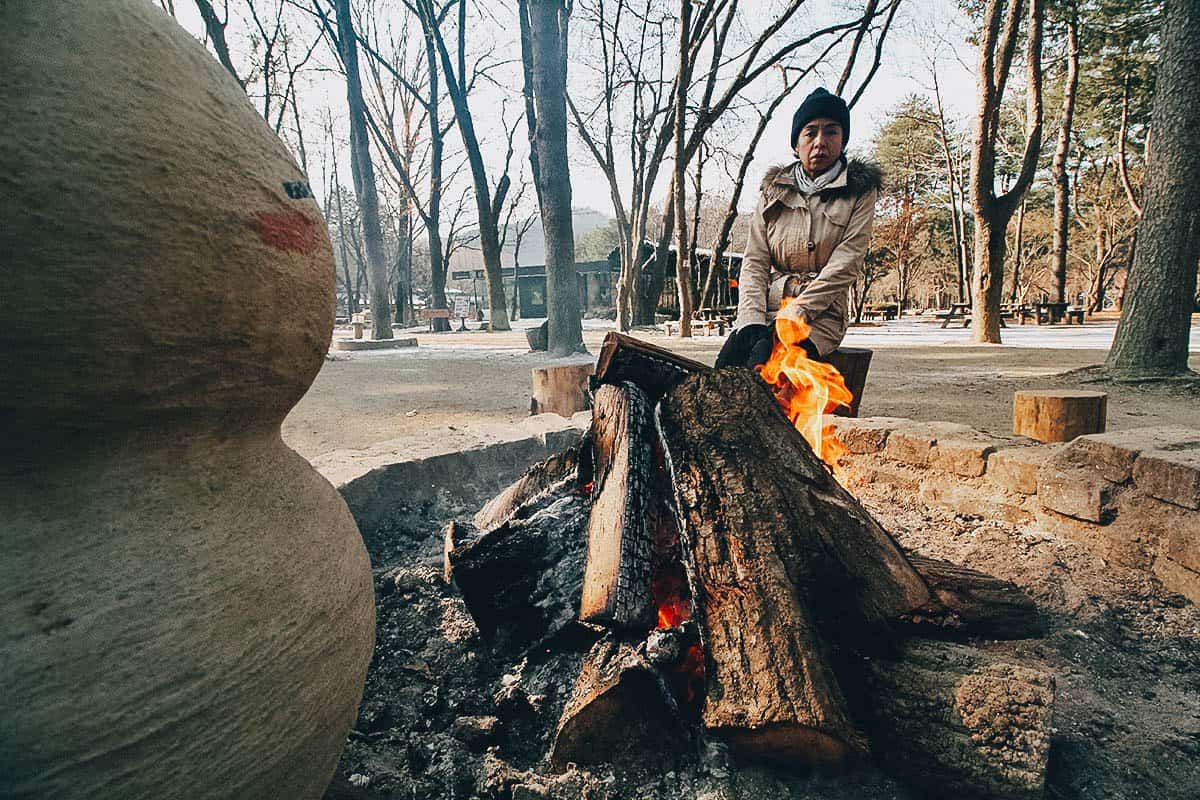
[251,210,323,254]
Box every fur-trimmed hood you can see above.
[760,158,883,205]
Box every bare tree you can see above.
[498,179,538,321]
[1105,0,1200,379]
[327,0,455,330]
[1049,0,1079,305]
[334,0,392,337]
[195,0,245,87]
[928,66,972,303]
[520,0,586,353]
[569,0,673,329]
[968,0,1045,343]
[417,0,514,331]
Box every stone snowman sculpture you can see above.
[1,2,376,797]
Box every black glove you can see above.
[715,323,775,369]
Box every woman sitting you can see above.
[716,87,881,368]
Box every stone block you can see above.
[988,445,1057,495]
[1162,518,1200,574]
[1133,448,1200,510]
[885,421,975,466]
[929,437,1002,478]
[1153,557,1200,605]
[917,473,1036,524]
[1068,427,1200,484]
[1035,509,1154,570]
[827,416,912,454]
[1037,457,1115,524]
[848,460,922,493]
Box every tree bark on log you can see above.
[579,384,656,629]
[864,639,1055,800]
[550,636,680,768]
[901,554,1045,640]
[657,369,931,768]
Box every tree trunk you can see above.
[1105,0,1200,378]
[672,0,693,337]
[335,0,392,339]
[528,0,585,354]
[972,217,1008,342]
[423,28,450,333]
[1010,198,1025,303]
[657,369,931,766]
[1051,5,1079,305]
[969,0,1045,343]
[395,210,413,325]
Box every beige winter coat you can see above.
[735,158,881,356]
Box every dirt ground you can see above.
[284,316,1200,464]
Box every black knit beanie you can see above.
[790,88,850,148]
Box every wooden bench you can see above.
[1065,307,1085,325]
[863,304,898,321]
[419,307,451,331]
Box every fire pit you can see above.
[327,331,1200,800]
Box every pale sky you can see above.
[166,0,978,218]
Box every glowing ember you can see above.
[654,572,691,629]
[757,299,851,466]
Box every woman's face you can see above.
[794,117,844,175]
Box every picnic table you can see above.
[863,303,899,321]
[939,303,1007,329]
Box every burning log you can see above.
[578,383,656,629]
[656,369,931,768]
[864,640,1055,800]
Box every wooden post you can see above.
[1012,390,1107,442]
[530,363,595,417]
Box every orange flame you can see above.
[757,300,851,466]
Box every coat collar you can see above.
[761,157,882,213]
[771,158,850,192]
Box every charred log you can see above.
[445,489,589,654]
[594,332,707,401]
[579,383,656,628]
[473,440,588,531]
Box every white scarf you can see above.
[793,159,844,195]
